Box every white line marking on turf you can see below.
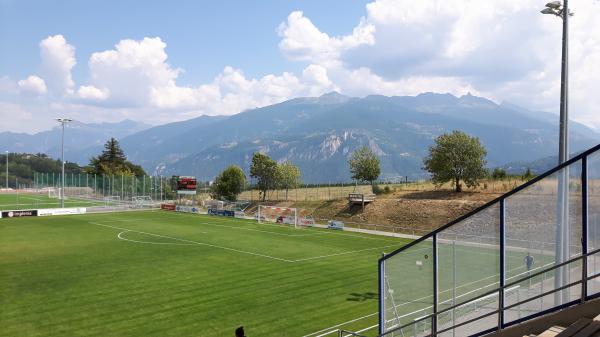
[89,221,295,263]
[293,244,401,262]
[196,221,320,237]
[304,260,553,337]
[163,211,401,243]
[117,231,199,245]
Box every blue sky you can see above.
[0,0,368,85]
[0,0,599,133]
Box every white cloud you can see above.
[18,75,47,96]
[0,101,35,133]
[276,0,600,129]
[278,11,375,65]
[2,1,599,133]
[39,35,76,96]
[76,85,109,101]
[81,37,330,121]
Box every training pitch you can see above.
[0,193,108,210]
[1,209,410,336]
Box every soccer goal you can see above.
[48,188,63,199]
[132,196,154,209]
[257,205,299,228]
[103,195,122,205]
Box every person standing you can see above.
[524,252,535,288]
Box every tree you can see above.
[211,165,247,201]
[522,167,535,181]
[348,146,381,186]
[87,138,146,176]
[423,130,487,192]
[277,161,301,200]
[491,168,507,180]
[250,152,278,201]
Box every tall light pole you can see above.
[5,151,8,189]
[541,0,573,306]
[542,1,572,162]
[56,118,73,208]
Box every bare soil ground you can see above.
[242,187,508,235]
[213,178,529,235]
[307,190,503,233]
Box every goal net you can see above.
[48,188,60,199]
[257,206,316,228]
[103,195,122,205]
[258,205,303,228]
[132,196,154,209]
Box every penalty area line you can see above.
[88,221,295,263]
[117,231,198,245]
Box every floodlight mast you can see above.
[5,150,8,189]
[55,118,73,208]
[541,0,572,306]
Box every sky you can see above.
[0,0,599,133]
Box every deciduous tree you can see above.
[423,130,487,192]
[211,165,247,201]
[250,152,278,201]
[277,161,301,200]
[348,146,381,186]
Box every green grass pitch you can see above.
[0,208,552,336]
[0,193,109,210]
[0,210,410,337]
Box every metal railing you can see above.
[379,248,600,337]
[377,143,600,337]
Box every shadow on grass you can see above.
[346,292,378,302]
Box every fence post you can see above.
[433,234,439,336]
[582,155,588,302]
[499,198,506,330]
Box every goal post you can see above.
[132,196,154,209]
[257,205,298,228]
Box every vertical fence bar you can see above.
[582,155,588,301]
[499,198,506,330]
[433,233,438,335]
[378,257,385,335]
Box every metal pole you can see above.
[452,238,457,337]
[5,151,8,189]
[558,0,569,165]
[61,122,65,207]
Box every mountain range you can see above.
[2,92,599,183]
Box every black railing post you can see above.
[582,155,588,302]
[499,198,506,330]
[378,258,384,335]
[433,234,438,336]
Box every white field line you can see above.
[117,231,199,245]
[90,221,395,263]
[89,222,295,263]
[294,244,401,262]
[88,216,314,236]
[169,212,402,243]
[196,221,322,237]
[303,261,554,337]
[108,216,318,237]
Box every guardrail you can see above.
[377,143,600,337]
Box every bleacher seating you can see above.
[524,315,600,337]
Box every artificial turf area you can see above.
[0,193,108,210]
[0,210,411,337]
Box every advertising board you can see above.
[1,210,38,218]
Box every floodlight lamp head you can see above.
[541,7,558,15]
[55,117,73,124]
[545,1,562,9]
